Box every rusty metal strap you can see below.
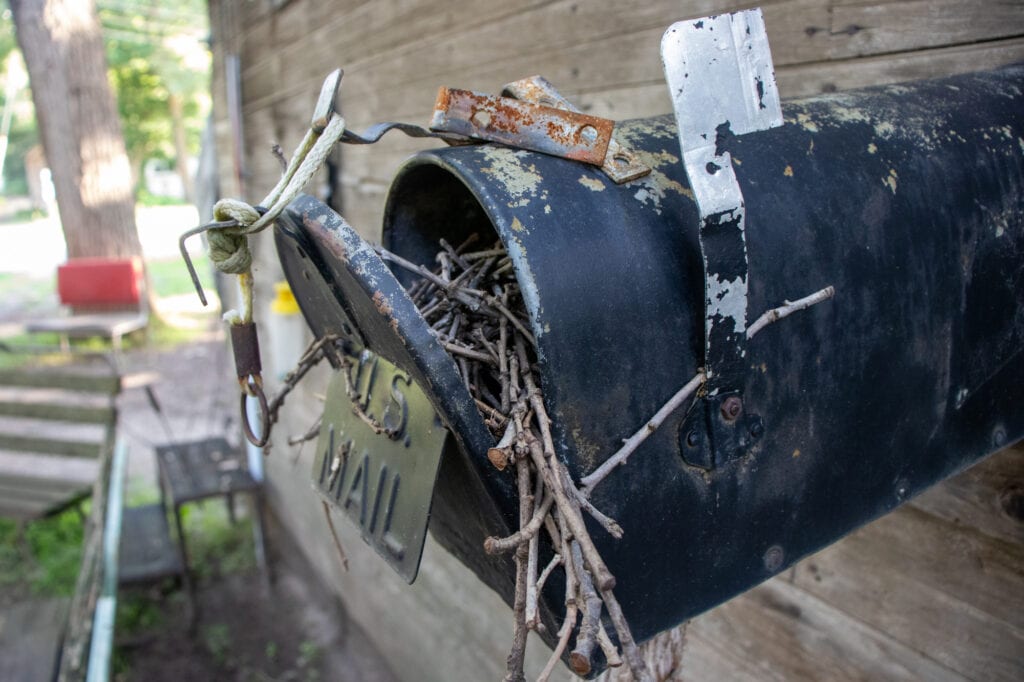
[430,87,614,166]
[502,76,651,183]
[341,121,471,146]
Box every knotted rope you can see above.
[209,114,348,324]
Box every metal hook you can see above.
[179,206,269,306]
[240,375,271,448]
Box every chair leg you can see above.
[251,492,271,593]
[172,504,198,629]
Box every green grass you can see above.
[136,188,189,207]
[0,506,87,598]
[147,255,216,299]
[181,500,257,580]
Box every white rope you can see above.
[211,114,347,324]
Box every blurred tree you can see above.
[0,7,36,196]
[9,0,141,259]
[100,0,209,201]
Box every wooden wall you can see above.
[205,1,1024,680]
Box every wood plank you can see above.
[788,504,1024,680]
[828,0,1024,60]
[679,579,968,682]
[567,35,1024,121]
[0,451,100,482]
[0,434,101,458]
[0,400,115,425]
[0,369,120,395]
[910,445,1024,546]
[238,0,1024,119]
[0,598,68,682]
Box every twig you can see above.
[569,541,603,676]
[524,468,544,629]
[483,494,553,554]
[746,285,835,339]
[321,501,349,572]
[580,371,705,494]
[601,585,650,682]
[596,623,624,669]
[525,433,615,592]
[444,341,496,365]
[534,553,562,598]
[569,484,623,539]
[537,512,580,682]
[503,442,533,682]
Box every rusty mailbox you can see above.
[270,25,1024,677]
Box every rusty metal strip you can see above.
[503,75,651,183]
[430,87,613,166]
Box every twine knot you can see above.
[209,199,260,275]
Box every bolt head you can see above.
[721,396,743,421]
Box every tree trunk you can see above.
[10,0,142,260]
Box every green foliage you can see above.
[180,500,257,581]
[147,254,214,298]
[100,0,211,186]
[136,186,188,206]
[200,622,232,665]
[1,1,211,197]
[0,506,87,597]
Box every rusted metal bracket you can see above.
[502,76,651,183]
[430,87,615,166]
[662,9,782,465]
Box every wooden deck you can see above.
[601,444,1024,681]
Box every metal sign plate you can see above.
[312,350,448,583]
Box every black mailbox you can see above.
[275,64,1024,674]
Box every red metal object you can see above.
[57,257,143,307]
[430,87,614,166]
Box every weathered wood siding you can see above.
[206,1,1024,680]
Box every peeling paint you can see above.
[884,168,898,194]
[796,112,819,133]
[510,216,527,233]
[783,165,794,177]
[478,146,542,207]
[867,142,877,154]
[578,175,606,192]
[874,121,896,138]
[706,273,747,334]
[543,204,551,214]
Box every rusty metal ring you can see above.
[240,377,270,448]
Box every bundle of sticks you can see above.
[376,235,653,682]
[374,233,833,682]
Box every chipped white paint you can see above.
[478,146,542,207]
[874,121,896,138]
[578,175,606,192]
[706,273,748,335]
[867,142,878,154]
[662,8,783,387]
[797,113,819,133]
[884,168,898,194]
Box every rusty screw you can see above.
[720,395,743,422]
